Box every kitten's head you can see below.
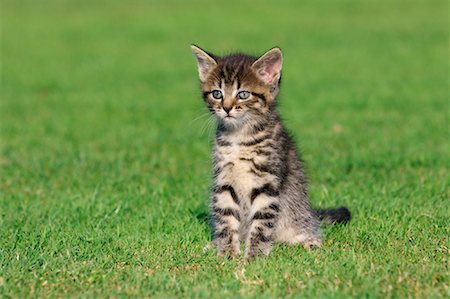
[191,45,283,131]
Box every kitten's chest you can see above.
[214,144,266,200]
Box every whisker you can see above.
[200,115,217,138]
[199,115,213,136]
[188,112,211,127]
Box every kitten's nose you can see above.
[223,106,232,114]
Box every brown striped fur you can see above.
[191,45,351,260]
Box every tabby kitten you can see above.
[191,45,351,260]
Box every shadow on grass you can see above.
[188,206,210,226]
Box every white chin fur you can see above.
[219,116,243,130]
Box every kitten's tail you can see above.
[316,207,351,225]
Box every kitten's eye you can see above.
[211,90,223,100]
[237,91,251,100]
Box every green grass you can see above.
[1,0,448,297]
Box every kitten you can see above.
[191,45,351,260]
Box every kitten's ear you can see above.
[252,47,283,85]
[191,45,217,82]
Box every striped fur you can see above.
[191,45,351,260]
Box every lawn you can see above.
[1,0,448,298]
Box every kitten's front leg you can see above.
[245,185,280,260]
[211,185,241,257]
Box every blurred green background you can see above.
[1,0,448,298]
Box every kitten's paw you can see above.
[244,243,272,261]
[204,241,239,257]
[203,241,216,253]
[244,251,261,261]
[302,238,322,250]
[216,241,240,258]
[217,248,240,259]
